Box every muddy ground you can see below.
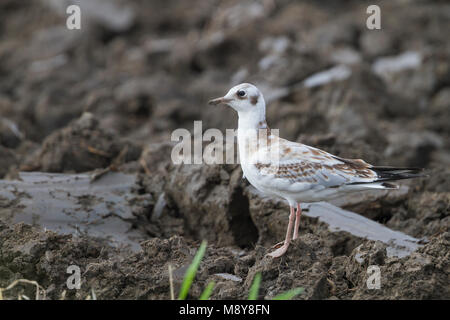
[0,0,449,299]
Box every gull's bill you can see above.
[208,97,231,106]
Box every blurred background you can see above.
[0,0,449,176]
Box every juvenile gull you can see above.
[209,83,424,258]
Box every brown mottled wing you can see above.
[253,140,378,188]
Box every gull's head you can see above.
[208,83,265,115]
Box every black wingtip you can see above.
[371,166,428,182]
[372,166,423,173]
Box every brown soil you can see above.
[0,0,448,299]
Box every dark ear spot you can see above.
[250,95,258,105]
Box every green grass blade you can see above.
[272,287,304,300]
[248,273,261,300]
[199,281,215,300]
[178,240,207,300]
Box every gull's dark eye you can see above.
[237,90,246,98]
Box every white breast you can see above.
[237,131,283,198]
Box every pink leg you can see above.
[267,206,295,258]
[293,203,302,240]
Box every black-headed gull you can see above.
[209,83,424,258]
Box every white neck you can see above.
[237,108,266,131]
[236,105,269,165]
